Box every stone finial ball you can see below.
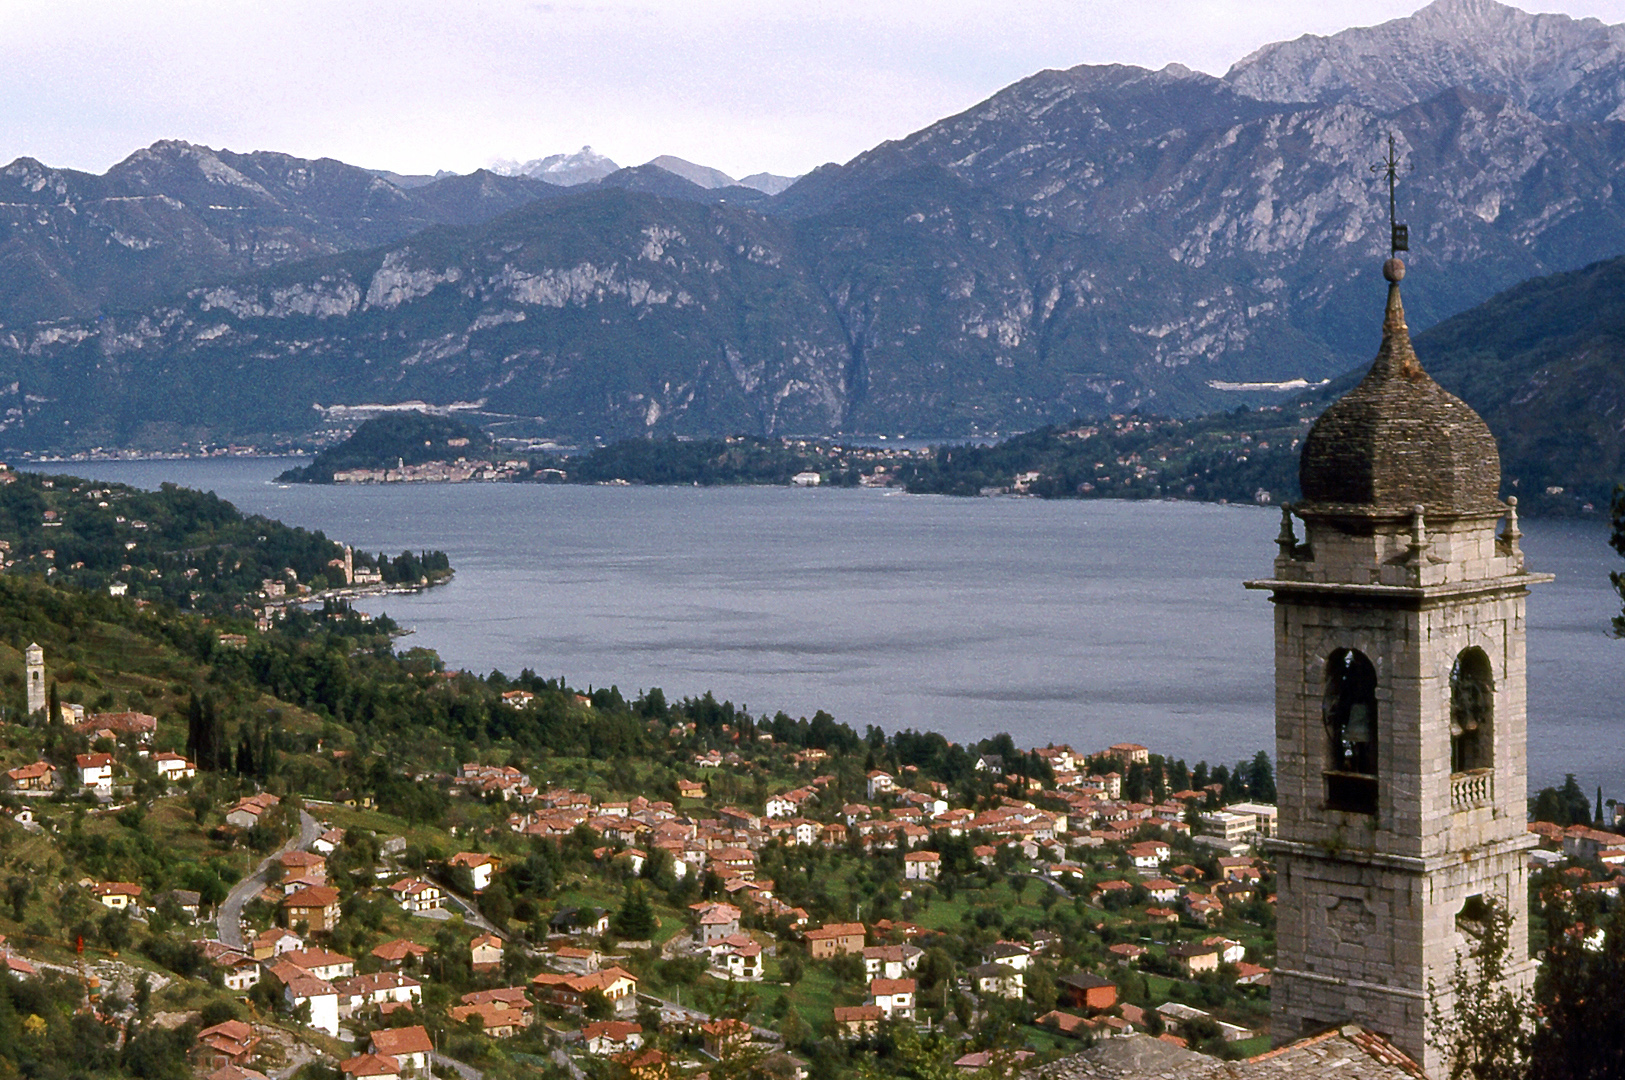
[1383,257,1406,282]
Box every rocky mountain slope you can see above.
[0,141,563,325]
[5,0,1625,449]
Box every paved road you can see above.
[431,1051,483,1080]
[437,883,505,939]
[217,809,321,950]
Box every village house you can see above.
[368,1026,433,1076]
[1127,839,1170,869]
[275,968,340,1036]
[869,977,915,1019]
[282,947,354,981]
[546,944,602,973]
[77,711,156,745]
[1166,942,1221,977]
[701,1018,752,1061]
[251,927,304,961]
[1057,972,1118,1012]
[388,877,443,912]
[447,852,497,891]
[531,966,638,1016]
[5,760,56,793]
[832,1004,885,1037]
[76,753,114,794]
[804,921,866,959]
[969,961,1025,999]
[338,1053,400,1080]
[335,971,422,1017]
[451,987,532,1035]
[225,792,280,829]
[470,933,504,973]
[722,940,763,981]
[152,751,196,781]
[865,771,895,799]
[281,886,341,933]
[983,941,1031,971]
[903,850,941,880]
[583,1020,643,1055]
[693,902,741,944]
[192,1021,260,1071]
[1145,878,1182,904]
[862,944,923,980]
[91,881,141,910]
[371,938,431,970]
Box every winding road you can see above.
[217,808,321,951]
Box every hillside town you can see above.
[3,684,1618,1080]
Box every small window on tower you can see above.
[1450,648,1494,775]
[1324,648,1379,814]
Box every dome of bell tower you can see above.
[1298,259,1502,518]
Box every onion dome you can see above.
[1298,259,1501,518]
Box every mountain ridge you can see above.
[5,1,1625,450]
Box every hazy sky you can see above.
[4,0,1625,181]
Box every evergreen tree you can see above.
[611,883,657,940]
[1248,751,1277,803]
[235,731,254,777]
[47,680,59,726]
[185,692,203,763]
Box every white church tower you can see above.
[1247,257,1546,1075]
[24,641,45,716]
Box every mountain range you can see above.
[3,0,1625,454]
[488,146,798,195]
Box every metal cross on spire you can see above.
[1371,133,1412,255]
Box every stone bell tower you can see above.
[24,641,45,717]
[1246,257,1546,1075]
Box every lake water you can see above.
[50,458,1622,796]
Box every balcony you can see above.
[1451,769,1494,810]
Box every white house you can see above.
[865,771,895,800]
[862,945,922,981]
[723,942,763,982]
[281,972,340,1036]
[151,752,196,781]
[336,971,423,1017]
[282,947,354,982]
[983,942,1031,971]
[582,1021,643,1055]
[448,852,496,892]
[970,962,1025,1000]
[76,753,113,794]
[903,851,941,881]
[369,1026,433,1076]
[1127,840,1170,869]
[221,954,261,991]
[388,877,443,912]
[869,978,915,1020]
[311,828,344,855]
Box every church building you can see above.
[1246,255,1546,1076]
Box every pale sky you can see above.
[4,0,1625,182]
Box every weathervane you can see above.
[1371,133,1412,256]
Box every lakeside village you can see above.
[2,649,1622,1080]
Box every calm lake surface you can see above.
[54,458,1622,795]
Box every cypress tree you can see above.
[185,692,203,762]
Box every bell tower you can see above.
[1246,257,1546,1075]
[24,641,45,717]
